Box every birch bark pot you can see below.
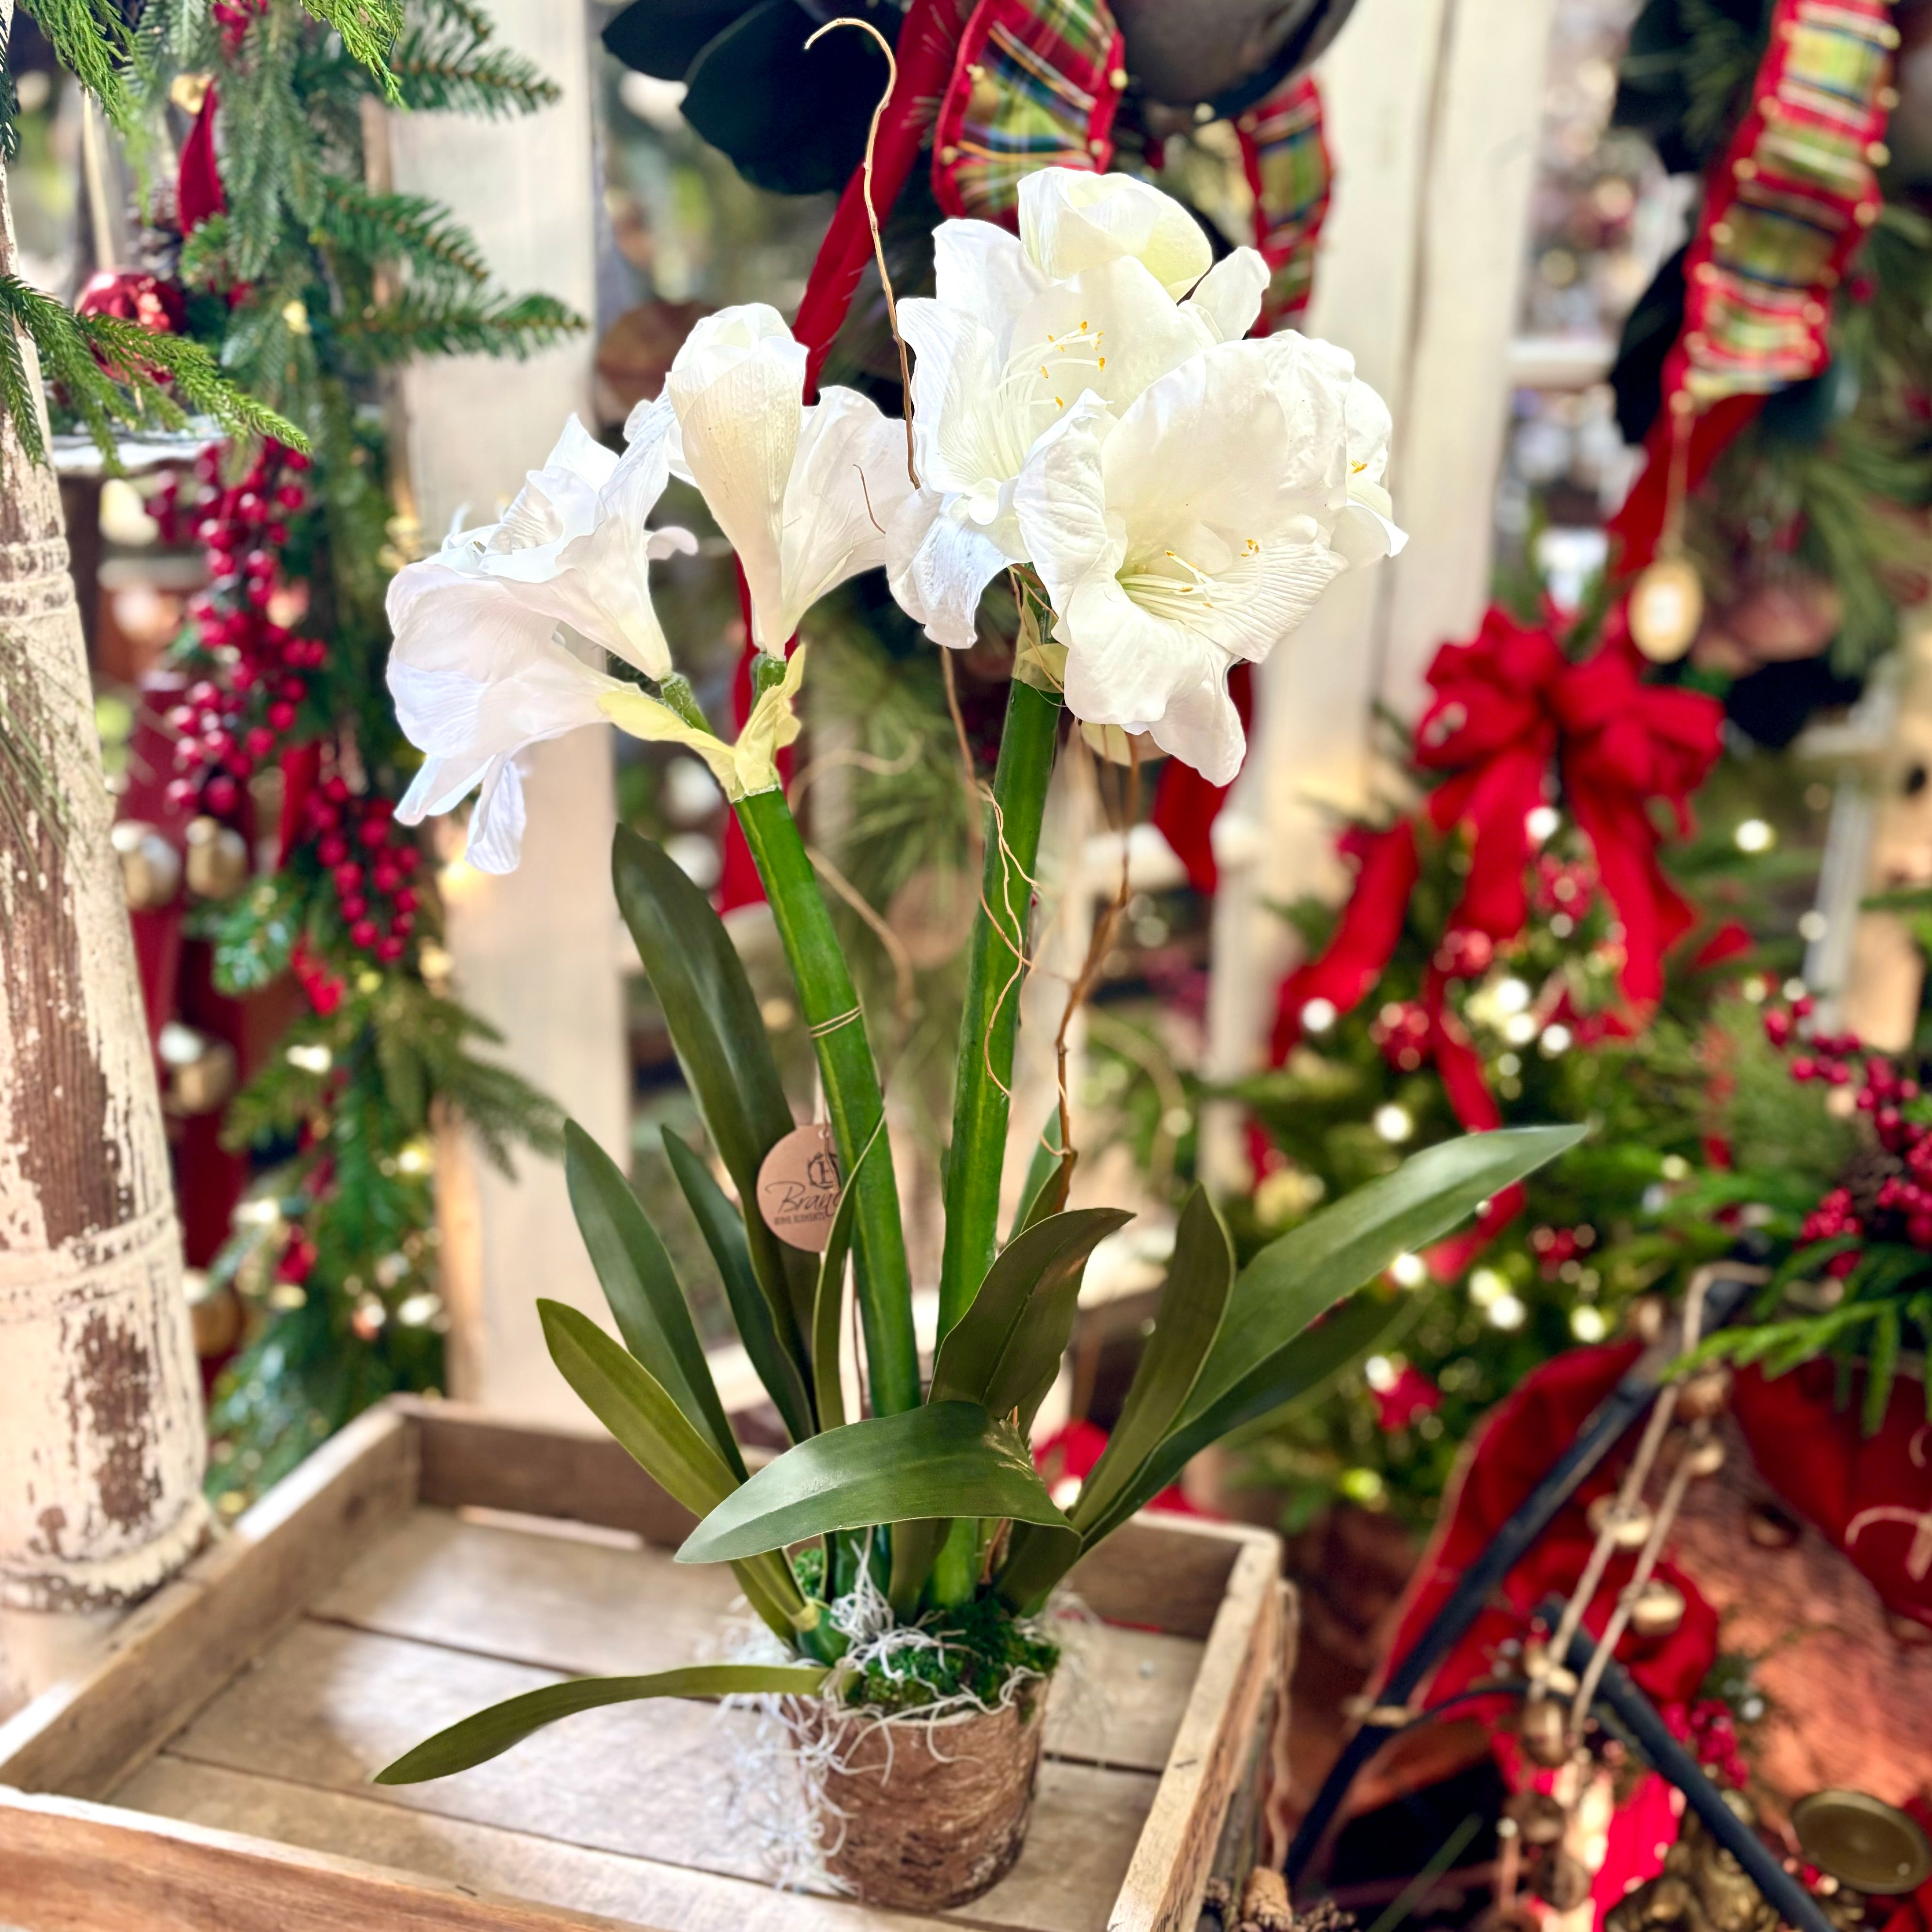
[790,1683,1050,1910]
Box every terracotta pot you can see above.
[790,1686,1049,1909]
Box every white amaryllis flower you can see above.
[888,167,1271,650]
[387,416,695,873]
[1012,334,1403,785]
[642,303,915,654]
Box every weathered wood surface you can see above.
[0,1400,1287,1932]
[0,1405,415,1798]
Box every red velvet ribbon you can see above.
[1268,605,1722,1267]
[177,87,225,232]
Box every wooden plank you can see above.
[1063,1515,1250,1640]
[402,1399,698,1548]
[310,1510,1201,1776]
[108,1759,939,1932]
[137,1618,1159,1932]
[1109,1536,1284,1932]
[0,1785,651,1932]
[0,1404,416,1800]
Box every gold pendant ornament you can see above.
[1791,1790,1932,1895]
[1630,555,1705,663]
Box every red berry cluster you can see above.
[1529,1221,1597,1279]
[154,441,318,822]
[1370,998,1431,1073]
[1665,1698,1750,1792]
[302,776,421,966]
[1764,997,1932,1265]
[1531,850,1594,920]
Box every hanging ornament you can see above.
[184,814,250,899]
[158,1022,237,1116]
[1791,1790,1932,1895]
[1589,1492,1656,1549]
[1629,554,1704,664]
[1517,1694,1571,1768]
[1630,1577,1687,1638]
[111,819,182,910]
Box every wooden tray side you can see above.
[1110,1536,1285,1932]
[0,1405,416,1800]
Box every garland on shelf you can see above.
[122,0,576,1504]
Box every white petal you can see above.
[1183,249,1270,343]
[575,411,684,678]
[1059,572,1216,736]
[1008,257,1209,419]
[1012,394,1121,615]
[465,757,529,874]
[932,218,1046,338]
[1147,671,1247,785]
[886,490,1014,650]
[775,388,913,638]
[900,297,1027,509]
[1019,167,1212,296]
[669,315,807,650]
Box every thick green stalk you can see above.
[936,666,1063,1339]
[734,780,920,1418]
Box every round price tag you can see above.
[756,1122,844,1252]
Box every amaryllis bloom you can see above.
[640,303,913,653]
[387,416,695,873]
[888,168,1270,649]
[1012,334,1402,783]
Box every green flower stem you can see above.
[936,654,1063,1340]
[732,747,919,1420]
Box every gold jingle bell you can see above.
[158,1021,237,1116]
[1678,1432,1727,1479]
[111,819,182,911]
[185,815,251,899]
[1589,1493,1655,1550]
[1792,1790,1932,1895]
[1506,1789,1569,1847]
[1629,556,1705,663]
[1518,1694,1572,1768]
[1676,1366,1733,1422]
[1630,1578,1687,1638]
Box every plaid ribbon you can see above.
[1235,74,1332,331]
[1670,0,1898,404]
[932,0,1127,221]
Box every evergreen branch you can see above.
[389,2,559,118]
[0,276,306,466]
[317,182,489,288]
[298,0,404,100]
[18,0,132,125]
[337,288,582,363]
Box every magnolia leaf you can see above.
[929,1208,1132,1423]
[537,1300,738,1518]
[374,1663,829,1783]
[679,1403,1072,1564]
[565,1121,745,1479]
[612,828,816,1336]
[662,1129,815,1442]
[1070,1186,1232,1535]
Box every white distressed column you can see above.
[1200,0,1558,1185]
[388,1,628,1420]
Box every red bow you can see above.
[1269,604,1722,1269]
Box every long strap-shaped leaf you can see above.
[929,1207,1132,1426]
[612,828,818,1349]
[680,1402,1073,1564]
[538,1299,804,1634]
[662,1128,815,1442]
[374,1663,829,1784]
[565,1120,745,1480]
[810,1117,884,1433]
[1070,1186,1232,1535]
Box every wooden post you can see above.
[1200,0,1558,1187]
[383,0,629,1421]
[0,53,206,1711]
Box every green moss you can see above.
[843,1594,1060,1716]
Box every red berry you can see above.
[358,818,388,847]
[323,775,350,805]
[266,522,288,545]
[332,861,363,894]
[340,894,369,920]
[243,726,274,759]
[364,795,394,821]
[393,886,418,914]
[397,844,421,873]
[204,775,240,814]
[375,935,405,963]
[267,701,297,732]
[390,909,415,936]
[226,751,253,779]
[1792,1057,1817,1081]
[279,674,306,701]
[187,679,219,708]
[349,919,379,949]
[164,778,197,810]
[308,801,340,832]
[372,863,401,893]
[316,833,348,866]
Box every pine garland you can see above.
[114,0,578,1508]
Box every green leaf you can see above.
[537,1299,737,1518]
[1864,1302,1901,1437]
[679,1403,1072,1564]
[564,1121,744,1480]
[929,1208,1132,1428]
[374,1663,828,1783]
[1007,1111,1074,1241]
[810,1119,884,1433]
[662,1129,814,1443]
[1070,1187,1233,1536]
[613,829,816,1343]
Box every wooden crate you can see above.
[0,1398,1292,1932]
